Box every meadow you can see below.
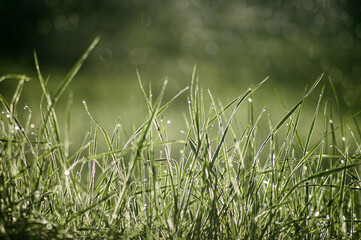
[1,38,361,239]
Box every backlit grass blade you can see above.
[53,37,99,105]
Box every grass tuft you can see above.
[1,41,361,239]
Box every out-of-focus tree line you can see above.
[1,0,361,110]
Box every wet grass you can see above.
[1,39,361,239]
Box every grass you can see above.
[1,39,361,239]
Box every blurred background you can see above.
[1,0,361,147]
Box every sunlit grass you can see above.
[1,39,361,239]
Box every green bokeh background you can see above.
[1,0,361,148]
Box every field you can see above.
[1,39,361,239]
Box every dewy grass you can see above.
[1,40,361,239]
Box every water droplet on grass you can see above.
[6,114,10,118]
[167,120,171,125]
[64,170,70,176]
[314,211,320,217]
[326,215,330,219]
[342,136,345,141]
[248,98,252,102]
[30,123,35,128]
[46,223,53,230]
[329,119,333,123]
[14,126,20,131]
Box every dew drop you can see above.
[30,123,35,128]
[329,144,332,148]
[6,114,11,118]
[248,98,252,102]
[314,211,320,217]
[46,223,53,230]
[306,215,310,219]
[188,100,191,104]
[24,105,28,110]
[167,120,171,125]
[82,100,86,104]
[342,136,345,141]
[14,126,20,131]
[326,215,330,219]
[262,108,266,112]
[329,119,333,123]
[64,169,70,176]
